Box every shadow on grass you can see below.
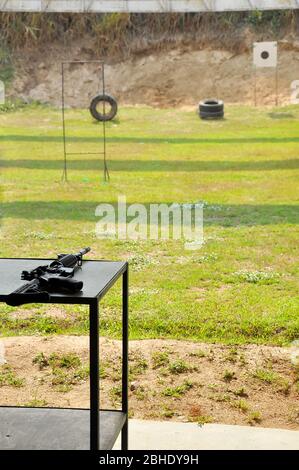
[268,112,295,120]
[1,201,298,226]
[1,134,299,145]
[1,159,299,172]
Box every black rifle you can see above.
[6,247,91,307]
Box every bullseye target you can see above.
[253,42,277,68]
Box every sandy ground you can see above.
[9,40,299,108]
[0,335,298,430]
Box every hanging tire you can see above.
[89,94,118,122]
[199,99,224,120]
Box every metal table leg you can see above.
[89,300,99,450]
[121,263,129,450]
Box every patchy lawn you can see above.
[0,336,298,429]
[0,104,298,345]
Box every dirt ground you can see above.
[0,335,298,430]
[9,39,299,107]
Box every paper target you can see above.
[253,42,278,68]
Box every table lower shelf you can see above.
[0,407,126,450]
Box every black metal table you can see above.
[0,258,128,451]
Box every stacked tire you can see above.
[199,99,224,120]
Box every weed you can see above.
[233,387,248,398]
[32,352,49,370]
[213,393,231,403]
[135,386,148,401]
[100,364,108,379]
[252,368,290,394]
[162,380,193,398]
[197,416,214,426]
[49,353,81,369]
[152,351,170,369]
[234,270,279,284]
[233,399,249,413]
[168,359,191,375]
[247,411,262,425]
[224,348,238,363]
[161,406,175,418]
[23,398,48,407]
[0,365,24,388]
[189,350,206,358]
[109,385,122,404]
[223,370,236,382]
[129,355,148,379]
[127,254,153,272]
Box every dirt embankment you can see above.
[0,336,298,430]
[8,38,299,108]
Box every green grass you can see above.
[0,365,24,388]
[162,380,193,398]
[0,104,298,345]
[31,351,89,393]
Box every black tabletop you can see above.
[0,258,127,304]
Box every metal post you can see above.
[254,66,257,107]
[121,263,129,450]
[61,63,68,182]
[102,63,110,182]
[89,300,99,450]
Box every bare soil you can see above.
[0,336,298,430]
[9,39,299,107]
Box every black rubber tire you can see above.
[89,94,118,122]
[199,99,224,120]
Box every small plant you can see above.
[152,351,170,369]
[32,352,89,392]
[233,387,248,398]
[161,406,175,418]
[252,368,278,384]
[129,355,148,379]
[0,365,24,388]
[73,366,89,382]
[247,9,263,26]
[49,353,81,369]
[127,253,154,272]
[109,385,122,404]
[277,378,291,396]
[207,383,218,390]
[253,368,290,394]
[23,398,48,407]
[233,399,249,413]
[26,231,55,240]
[135,386,148,401]
[51,368,69,386]
[100,364,108,379]
[224,348,238,363]
[207,350,215,362]
[223,370,236,382]
[197,415,213,426]
[162,380,193,398]
[193,253,218,263]
[168,359,190,375]
[213,393,231,403]
[32,352,49,370]
[0,99,26,114]
[189,350,206,358]
[135,357,149,372]
[239,354,247,367]
[247,411,262,425]
[234,270,279,284]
